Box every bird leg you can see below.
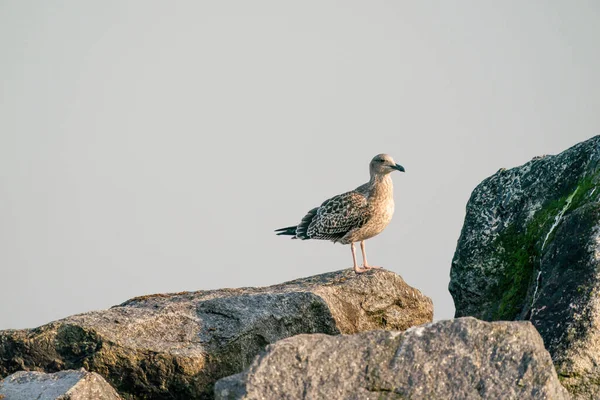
[352,243,367,274]
[361,241,381,270]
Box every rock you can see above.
[449,135,600,397]
[214,317,569,400]
[0,269,432,399]
[0,368,122,400]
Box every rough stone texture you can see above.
[0,368,122,400]
[449,135,600,398]
[0,269,432,399]
[214,317,570,400]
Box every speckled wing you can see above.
[295,191,371,242]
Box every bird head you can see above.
[369,154,405,176]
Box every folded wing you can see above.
[296,191,371,242]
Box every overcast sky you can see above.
[1,1,599,330]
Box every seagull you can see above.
[275,154,405,273]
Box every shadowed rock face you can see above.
[0,368,122,400]
[214,317,569,400]
[0,269,432,399]
[449,135,600,398]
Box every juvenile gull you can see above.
[275,154,405,274]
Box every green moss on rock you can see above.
[492,224,535,320]
[490,173,599,321]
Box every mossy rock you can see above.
[450,135,600,399]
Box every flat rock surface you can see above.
[214,317,569,400]
[0,368,121,400]
[0,269,432,399]
[449,136,600,398]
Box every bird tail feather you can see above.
[274,226,298,238]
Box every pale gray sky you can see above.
[1,1,599,329]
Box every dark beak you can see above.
[393,163,405,172]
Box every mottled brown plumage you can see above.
[276,154,405,273]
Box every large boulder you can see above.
[0,269,432,399]
[0,368,122,400]
[449,135,600,397]
[214,317,569,400]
